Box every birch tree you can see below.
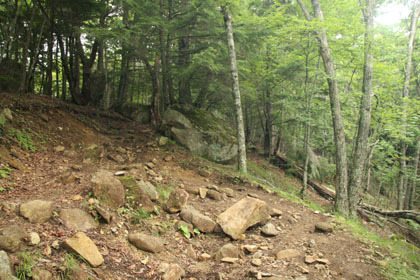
[222,5,247,174]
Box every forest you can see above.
[1,0,420,218]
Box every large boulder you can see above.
[91,170,125,207]
[217,197,271,240]
[161,105,238,163]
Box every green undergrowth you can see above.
[338,217,420,280]
[246,160,326,212]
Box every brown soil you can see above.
[0,93,391,280]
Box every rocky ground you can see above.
[0,93,393,280]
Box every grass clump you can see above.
[16,252,35,280]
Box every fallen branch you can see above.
[273,152,420,225]
[359,203,420,225]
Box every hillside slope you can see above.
[0,93,409,280]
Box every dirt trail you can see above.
[0,94,387,280]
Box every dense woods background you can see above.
[1,0,419,215]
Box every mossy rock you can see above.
[161,105,238,163]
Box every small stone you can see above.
[198,253,211,261]
[52,240,60,249]
[316,258,330,264]
[164,155,173,162]
[161,263,185,280]
[275,249,300,260]
[199,187,207,199]
[301,267,309,274]
[54,146,65,152]
[207,190,224,201]
[305,255,317,264]
[146,162,155,169]
[220,187,234,197]
[199,169,212,177]
[251,258,262,266]
[315,222,333,233]
[242,245,258,254]
[28,232,40,246]
[114,171,126,176]
[115,147,126,154]
[185,245,197,260]
[43,245,52,256]
[71,195,83,201]
[215,243,240,262]
[165,188,189,213]
[96,206,113,224]
[261,223,279,236]
[158,137,169,146]
[270,208,283,217]
[221,257,238,263]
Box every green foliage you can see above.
[0,164,12,179]
[7,128,36,152]
[340,218,420,280]
[16,252,34,280]
[179,225,191,238]
[131,208,153,224]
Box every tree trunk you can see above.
[263,90,272,157]
[222,6,247,174]
[398,4,420,210]
[76,36,99,105]
[347,0,375,216]
[297,0,349,215]
[142,56,161,125]
[18,0,36,94]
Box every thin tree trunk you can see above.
[398,4,420,210]
[297,0,349,215]
[1,0,22,63]
[347,0,375,216]
[18,0,36,94]
[222,6,247,174]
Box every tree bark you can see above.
[398,4,420,210]
[297,0,349,215]
[18,0,36,94]
[347,0,375,216]
[222,6,247,174]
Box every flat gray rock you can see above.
[128,232,164,253]
[60,208,99,231]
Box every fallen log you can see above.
[359,203,420,225]
[273,153,336,200]
[273,152,420,225]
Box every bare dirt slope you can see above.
[0,93,389,280]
